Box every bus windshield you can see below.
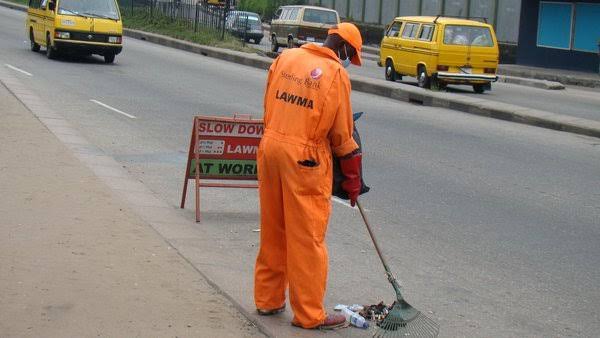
[58,0,120,20]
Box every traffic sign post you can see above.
[180,114,263,222]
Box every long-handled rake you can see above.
[356,200,439,338]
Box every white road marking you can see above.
[332,197,354,209]
[332,197,370,211]
[90,99,136,119]
[5,64,32,76]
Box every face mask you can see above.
[338,44,351,68]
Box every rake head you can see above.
[373,299,439,338]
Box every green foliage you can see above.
[122,9,257,52]
[236,0,306,21]
[6,0,28,5]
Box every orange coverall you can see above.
[254,43,358,328]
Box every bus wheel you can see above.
[473,84,486,93]
[417,65,430,89]
[30,29,40,52]
[104,53,115,64]
[385,59,397,82]
[46,34,57,59]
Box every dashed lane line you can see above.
[90,99,137,119]
[5,64,32,76]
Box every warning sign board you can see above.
[180,115,263,222]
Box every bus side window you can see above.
[401,23,420,39]
[387,22,402,37]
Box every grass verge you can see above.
[122,9,260,53]
[6,0,27,5]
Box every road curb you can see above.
[497,75,565,90]
[2,0,599,140]
[361,52,380,62]
[496,67,600,88]
[124,28,272,71]
[0,0,22,11]
[363,45,380,55]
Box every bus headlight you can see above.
[108,36,122,44]
[54,31,70,39]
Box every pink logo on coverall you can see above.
[310,68,323,80]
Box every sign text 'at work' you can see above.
[198,121,264,137]
[190,159,257,177]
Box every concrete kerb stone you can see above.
[498,75,565,90]
[0,0,22,11]
[124,29,272,71]
[496,67,600,88]
[363,45,380,55]
[2,0,599,139]
[361,52,380,62]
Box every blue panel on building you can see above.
[537,2,572,49]
[518,0,600,73]
[573,3,600,52]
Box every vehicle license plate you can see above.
[460,67,472,74]
[307,36,315,42]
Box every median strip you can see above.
[122,28,600,139]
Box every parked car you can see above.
[226,10,263,44]
[379,16,499,93]
[27,0,123,63]
[270,5,340,52]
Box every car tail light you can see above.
[437,65,449,71]
[484,68,496,74]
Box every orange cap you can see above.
[328,22,363,66]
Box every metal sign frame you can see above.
[180,114,262,222]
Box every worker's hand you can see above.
[339,151,362,207]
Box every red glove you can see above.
[339,151,362,207]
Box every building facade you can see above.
[517,0,600,72]
[308,0,599,72]
[306,0,522,44]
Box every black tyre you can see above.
[254,38,262,45]
[473,84,486,94]
[385,59,397,82]
[417,65,430,89]
[270,35,279,52]
[104,53,115,64]
[30,29,40,52]
[430,75,440,90]
[46,34,57,59]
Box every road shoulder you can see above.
[0,76,264,337]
